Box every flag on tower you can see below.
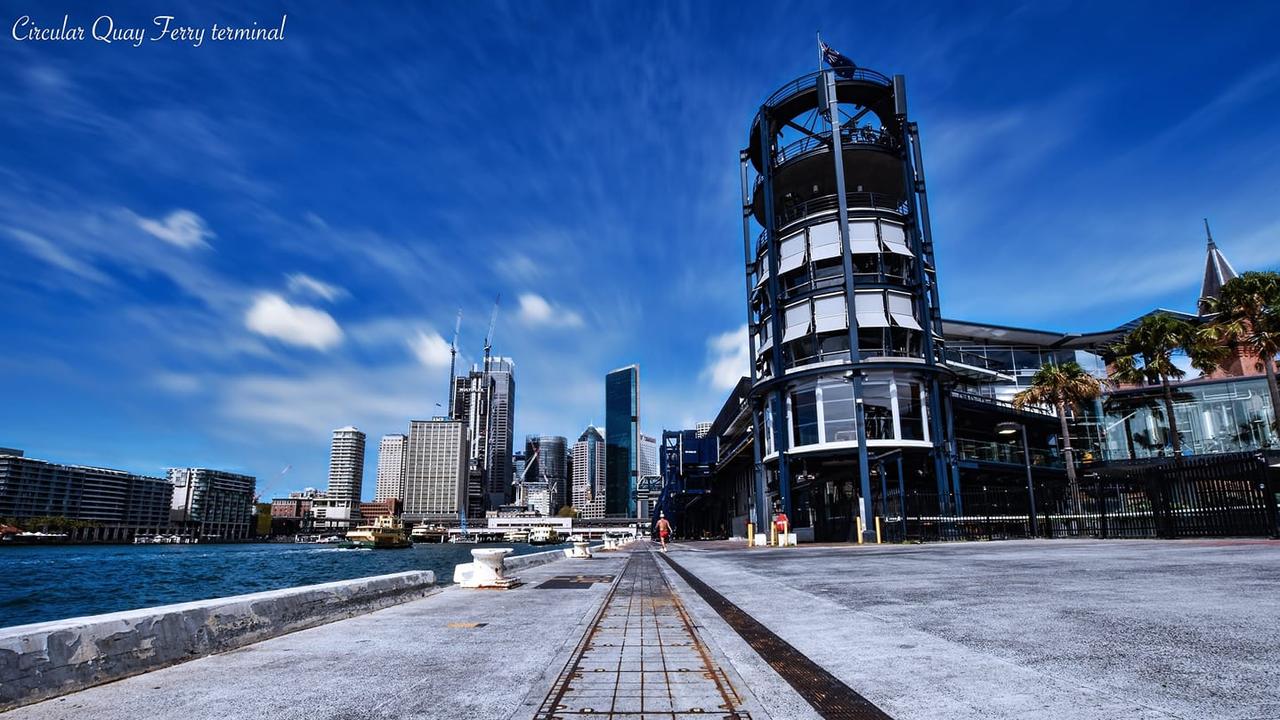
[820,41,858,79]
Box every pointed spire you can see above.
[1198,218,1239,315]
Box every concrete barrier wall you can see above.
[0,570,436,711]
[505,547,573,572]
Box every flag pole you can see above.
[816,31,823,73]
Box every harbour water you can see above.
[0,541,565,629]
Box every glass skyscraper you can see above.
[605,365,639,517]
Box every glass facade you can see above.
[1102,376,1277,460]
[605,365,639,516]
[784,373,930,450]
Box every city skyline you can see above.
[3,3,1279,499]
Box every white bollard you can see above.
[455,547,519,589]
[565,541,593,559]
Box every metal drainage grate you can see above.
[535,574,616,590]
[658,552,894,720]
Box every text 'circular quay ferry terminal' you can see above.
[742,56,953,543]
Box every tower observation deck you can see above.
[738,63,959,542]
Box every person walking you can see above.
[655,512,672,552]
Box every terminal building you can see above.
[660,55,1278,543]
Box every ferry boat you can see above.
[410,525,448,543]
[503,530,530,543]
[339,517,411,549]
[449,534,480,544]
[528,527,561,545]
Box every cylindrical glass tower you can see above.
[740,66,957,542]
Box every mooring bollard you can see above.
[454,547,519,589]
[566,541,593,559]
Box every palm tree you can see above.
[1013,361,1103,513]
[1200,271,1280,433]
[1108,312,1221,458]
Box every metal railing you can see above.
[774,127,898,166]
[956,438,1063,467]
[761,68,892,109]
[949,389,1055,416]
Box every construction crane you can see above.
[445,309,462,417]
[482,294,500,374]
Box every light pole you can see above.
[996,421,1038,538]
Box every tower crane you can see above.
[445,309,462,417]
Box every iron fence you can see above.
[878,453,1279,542]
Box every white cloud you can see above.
[517,292,584,328]
[409,330,453,369]
[244,293,343,350]
[701,325,749,392]
[136,209,213,249]
[286,273,347,302]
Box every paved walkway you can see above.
[8,540,1278,720]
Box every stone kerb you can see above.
[0,570,436,711]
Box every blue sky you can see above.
[2,1,1278,500]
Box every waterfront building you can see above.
[605,365,640,517]
[373,434,407,501]
[168,468,257,541]
[327,426,366,505]
[0,448,172,542]
[403,418,469,522]
[572,426,607,519]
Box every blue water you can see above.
[0,542,564,629]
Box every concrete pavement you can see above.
[6,539,1277,719]
[663,538,1280,720]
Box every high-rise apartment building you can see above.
[605,365,639,516]
[327,426,366,503]
[572,426,607,519]
[168,468,257,540]
[374,434,407,501]
[403,418,469,522]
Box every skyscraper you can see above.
[327,427,366,503]
[605,365,639,517]
[572,425,606,519]
[373,434,407,501]
[639,432,658,479]
[538,435,568,513]
[451,357,516,511]
[486,358,515,507]
[403,419,468,521]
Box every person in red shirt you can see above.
[655,512,672,552]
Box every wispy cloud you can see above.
[700,325,749,392]
[286,273,347,302]
[136,210,214,249]
[517,293,584,328]
[5,227,114,287]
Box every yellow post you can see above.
[875,516,882,544]
[856,516,864,544]
[747,522,754,547]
